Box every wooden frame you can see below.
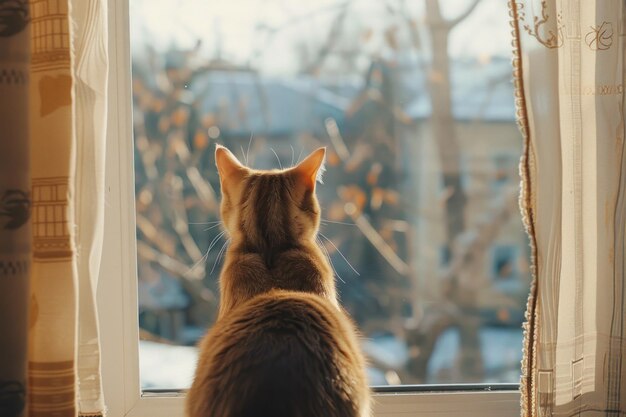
[98,0,521,415]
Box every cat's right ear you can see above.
[215,145,247,187]
[293,147,326,192]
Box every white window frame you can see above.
[98,0,522,415]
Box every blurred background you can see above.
[130,0,531,389]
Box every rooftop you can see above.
[188,56,516,137]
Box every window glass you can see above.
[130,0,529,389]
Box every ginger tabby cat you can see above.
[186,145,370,417]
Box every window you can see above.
[492,153,519,189]
[99,0,524,415]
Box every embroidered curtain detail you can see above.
[510,0,626,416]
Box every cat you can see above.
[186,145,371,417]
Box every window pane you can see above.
[130,0,529,390]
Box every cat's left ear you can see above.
[215,144,247,187]
[293,147,326,191]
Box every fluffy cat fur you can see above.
[186,145,371,417]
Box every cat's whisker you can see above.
[290,145,295,167]
[296,147,304,164]
[188,239,216,277]
[203,223,223,232]
[193,229,226,269]
[187,251,208,277]
[319,232,360,276]
[209,243,225,276]
[270,148,283,170]
[245,132,254,166]
[210,238,230,275]
[188,220,221,225]
[190,231,226,276]
[317,236,345,284]
[240,145,247,164]
[321,219,357,226]
[206,230,226,256]
[218,238,231,264]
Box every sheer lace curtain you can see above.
[510,0,625,416]
[0,1,108,417]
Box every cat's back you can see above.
[186,290,370,417]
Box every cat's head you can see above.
[215,145,326,251]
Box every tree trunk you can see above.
[412,0,482,381]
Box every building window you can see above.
[492,153,518,188]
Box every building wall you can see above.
[411,120,527,312]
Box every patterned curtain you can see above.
[510,1,625,416]
[0,1,108,416]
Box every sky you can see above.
[130,0,512,74]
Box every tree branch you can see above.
[425,0,447,29]
[440,185,519,286]
[303,1,351,74]
[137,240,204,280]
[447,0,482,29]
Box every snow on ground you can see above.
[139,340,388,389]
[140,326,522,389]
[140,341,198,389]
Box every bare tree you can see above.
[406,0,486,381]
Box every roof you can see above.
[192,71,348,137]
[403,57,516,122]
[191,57,517,137]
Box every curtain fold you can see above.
[70,1,108,415]
[510,0,626,416]
[0,1,107,416]
[29,2,78,417]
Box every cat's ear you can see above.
[293,147,326,191]
[215,145,247,187]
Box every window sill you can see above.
[123,387,520,417]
